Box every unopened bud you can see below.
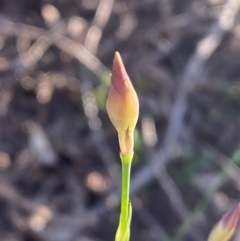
[208,204,240,241]
[107,52,139,156]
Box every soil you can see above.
[0,0,240,241]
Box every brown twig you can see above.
[0,15,109,77]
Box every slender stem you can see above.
[120,159,131,229]
[114,154,133,241]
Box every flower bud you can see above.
[107,52,139,156]
[208,204,240,241]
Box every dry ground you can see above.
[1,0,240,241]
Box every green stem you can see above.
[120,159,131,227]
[115,154,132,241]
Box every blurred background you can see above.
[1,0,240,240]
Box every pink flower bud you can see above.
[106,52,139,156]
[208,204,240,241]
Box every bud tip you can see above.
[222,204,240,230]
[112,52,128,88]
